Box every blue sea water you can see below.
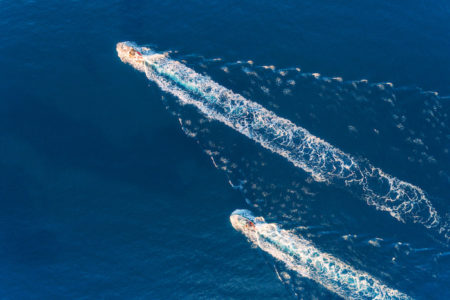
[1,1,449,299]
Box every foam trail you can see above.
[116,41,447,239]
[230,209,411,299]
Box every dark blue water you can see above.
[1,1,449,299]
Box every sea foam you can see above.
[231,209,411,299]
[117,41,448,240]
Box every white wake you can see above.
[117,41,447,240]
[231,209,411,299]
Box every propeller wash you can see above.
[116,41,447,240]
[230,209,411,299]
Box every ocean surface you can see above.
[1,1,449,299]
